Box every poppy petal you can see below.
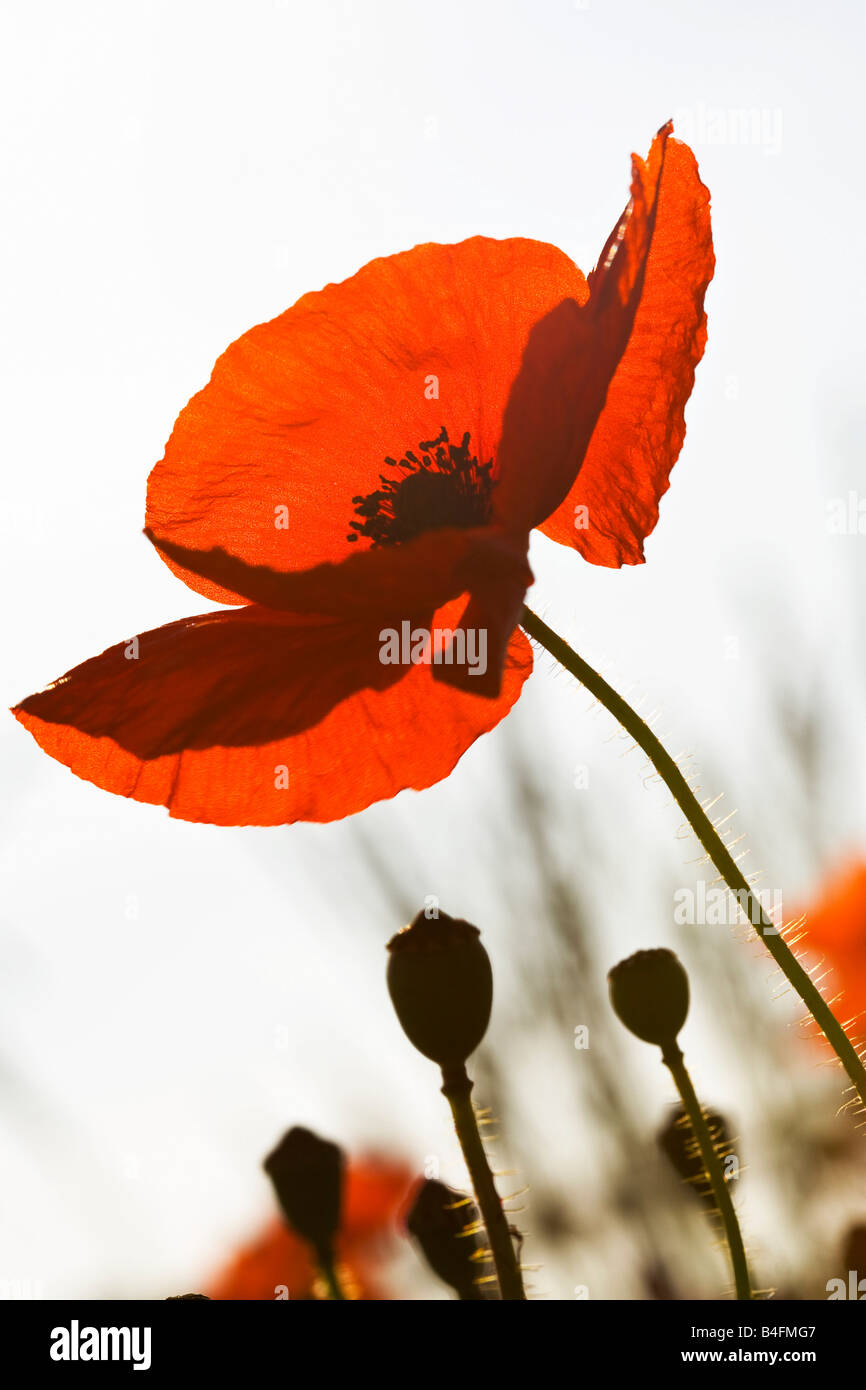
[146,238,586,605]
[537,124,714,564]
[144,522,533,626]
[803,862,866,975]
[429,564,531,699]
[13,608,532,826]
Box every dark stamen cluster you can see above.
[347,425,493,546]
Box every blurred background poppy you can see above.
[209,1159,413,1300]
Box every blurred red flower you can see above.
[209,1159,413,1301]
[15,123,713,826]
[803,861,866,1019]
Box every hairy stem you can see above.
[662,1043,752,1299]
[317,1247,347,1301]
[520,604,866,1113]
[441,1064,526,1300]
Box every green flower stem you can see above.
[441,1064,526,1300]
[520,604,866,1114]
[661,1041,752,1300]
[317,1248,347,1301]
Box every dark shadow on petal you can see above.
[14,607,412,758]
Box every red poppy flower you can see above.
[208,1158,412,1301]
[801,860,866,1021]
[13,122,713,826]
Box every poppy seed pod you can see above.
[263,1126,344,1257]
[608,948,690,1048]
[386,911,493,1070]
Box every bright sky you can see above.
[2,0,865,1296]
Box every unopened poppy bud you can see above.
[263,1126,344,1257]
[386,911,493,1070]
[407,1179,485,1300]
[841,1224,866,1276]
[659,1105,733,1207]
[608,948,689,1048]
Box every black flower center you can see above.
[347,426,494,547]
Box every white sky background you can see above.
[2,0,866,1297]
